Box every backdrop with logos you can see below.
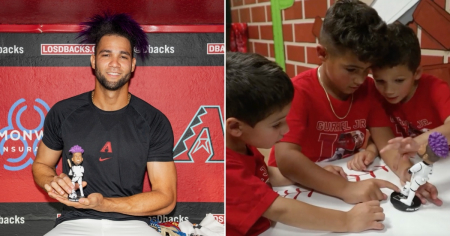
[0,26,224,235]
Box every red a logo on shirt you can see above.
[100,141,113,153]
[173,106,224,163]
[99,141,113,161]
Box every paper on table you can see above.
[263,155,450,236]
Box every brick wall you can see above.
[413,0,450,66]
[230,0,450,79]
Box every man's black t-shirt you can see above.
[42,92,174,226]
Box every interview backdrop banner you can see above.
[0,28,224,235]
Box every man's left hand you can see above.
[49,192,105,210]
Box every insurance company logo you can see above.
[173,106,224,163]
[41,44,95,55]
[0,98,49,171]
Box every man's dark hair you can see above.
[373,23,421,72]
[320,0,387,63]
[226,52,294,127]
[78,12,148,60]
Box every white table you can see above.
[261,156,450,236]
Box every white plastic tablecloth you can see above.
[261,156,450,236]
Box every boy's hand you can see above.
[347,150,376,171]
[416,182,442,206]
[380,137,420,168]
[345,200,385,232]
[399,178,442,206]
[323,165,347,179]
[342,179,400,204]
[49,192,105,211]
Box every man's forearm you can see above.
[99,190,176,216]
[32,161,58,190]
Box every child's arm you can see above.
[347,138,378,171]
[370,126,414,182]
[323,165,347,179]
[263,196,384,232]
[414,116,450,146]
[274,142,399,204]
[268,166,294,187]
[373,127,442,205]
[379,118,450,162]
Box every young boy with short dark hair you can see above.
[267,0,404,205]
[226,52,387,236]
[354,23,449,205]
[373,23,450,143]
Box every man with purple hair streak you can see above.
[68,145,85,201]
[32,13,176,236]
[399,132,448,207]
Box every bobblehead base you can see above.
[68,191,84,202]
[390,192,421,212]
[68,195,83,202]
[69,198,80,202]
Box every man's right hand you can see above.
[342,179,400,204]
[345,200,385,232]
[43,173,86,199]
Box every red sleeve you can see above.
[226,159,279,235]
[430,77,450,122]
[268,148,277,166]
[282,86,309,145]
[367,79,391,127]
[268,85,309,166]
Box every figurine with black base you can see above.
[390,132,448,212]
[67,145,85,202]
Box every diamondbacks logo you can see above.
[99,141,113,162]
[173,106,224,163]
[0,99,49,171]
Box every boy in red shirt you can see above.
[351,23,447,205]
[268,0,403,205]
[226,52,388,236]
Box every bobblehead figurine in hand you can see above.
[391,132,449,211]
[68,145,85,202]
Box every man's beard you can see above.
[95,67,131,91]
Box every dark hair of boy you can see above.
[226,52,294,127]
[320,0,388,63]
[372,23,421,72]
